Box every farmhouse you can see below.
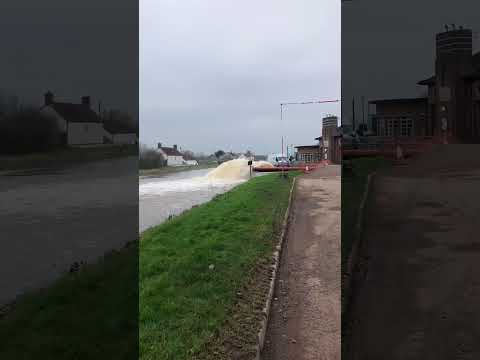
[157,143,185,166]
[40,91,138,146]
[40,92,105,145]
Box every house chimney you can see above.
[81,96,91,108]
[44,91,54,106]
[173,144,178,151]
[157,142,162,149]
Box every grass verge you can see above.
[341,156,390,359]
[341,157,390,268]
[0,241,138,359]
[0,145,137,171]
[140,172,298,360]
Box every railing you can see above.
[342,136,436,158]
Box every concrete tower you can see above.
[434,27,474,139]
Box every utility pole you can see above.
[352,97,356,133]
[280,104,285,178]
[362,95,365,125]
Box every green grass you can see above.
[341,157,390,267]
[0,145,137,171]
[140,173,297,360]
[0,242,138,360]
[341,157,390,358]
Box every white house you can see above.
[40,91,138,146]
[40,92,104,145]
[157,143,185,166]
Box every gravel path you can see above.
[262,165,341,360]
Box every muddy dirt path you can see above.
[346,145,480,359]
[262,165,341,360]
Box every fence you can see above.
[342,136,435,158]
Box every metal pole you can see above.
[362,95,365,126]
[281,104,284,155]
[352,97,356,133]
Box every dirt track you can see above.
[262,165,341,360]
[346,145,480,359]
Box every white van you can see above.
[267,153,289,167]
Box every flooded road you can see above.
[139,167,246,232]
[0,157,137,305]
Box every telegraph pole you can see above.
[352,97,356,134]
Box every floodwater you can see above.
[139,159,267,232]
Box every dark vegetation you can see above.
[101,109,138,136]
[139,144,167,169]
[0,108,62,155]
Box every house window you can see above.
[385,118,396,136]
[400,118,413,136]
[303,153,313,162]
[378,118,385,136]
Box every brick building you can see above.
[295,145,320,163]
[369,98,428,137]
[369,27,480,142]
[296,115,341,164]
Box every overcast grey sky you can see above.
[1,0,137,115]
[140,0,340,155]
[342,0,480,125]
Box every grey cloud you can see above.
[140,0,340,154]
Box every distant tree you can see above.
[245,150,254,158]
[194,152,217,163]
[214,150,225,159]
[139,143,166,169]
[218,152,234,164]
[0,107,61,154]
[102,109,138,135]
[194,152,207,160]
[182,150,195,160]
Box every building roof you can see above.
[369,97,428,105]
[48,102,102,123]
[418,76,436,86]
[160,147,183,156]
[295,145,319,149]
